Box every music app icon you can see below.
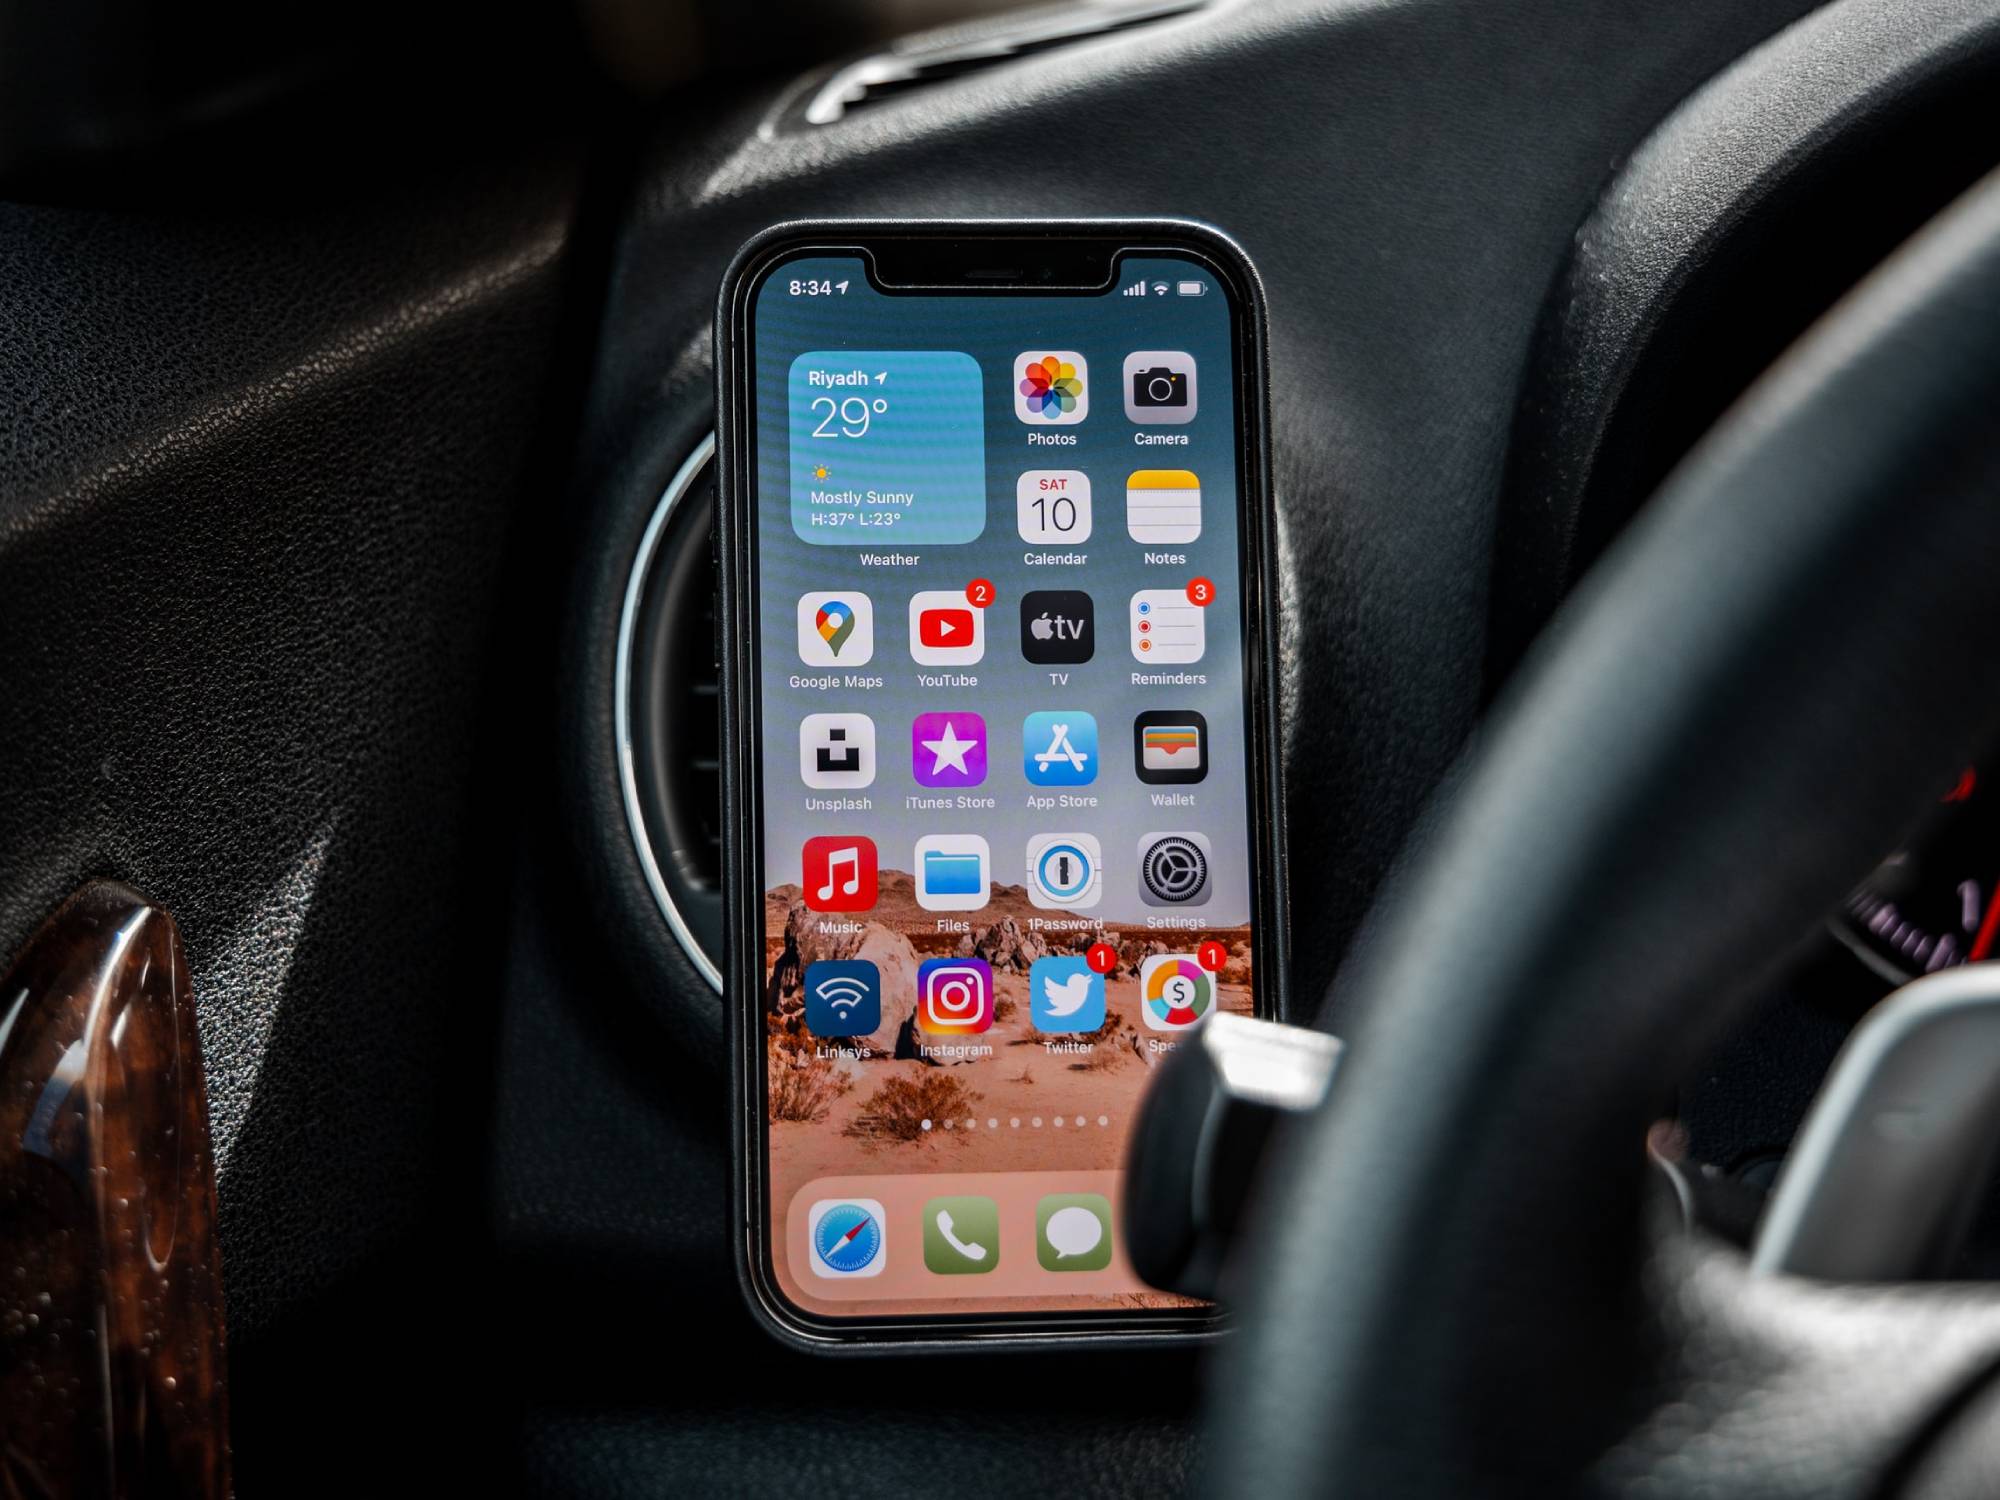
[803,836,878,912]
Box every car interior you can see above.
[6,0,2000,1492]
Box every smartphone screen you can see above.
[723,230,1279,1339]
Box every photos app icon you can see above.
[1015,351,1089,425]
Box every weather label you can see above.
[788,350,987,545]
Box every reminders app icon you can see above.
[1130,589,1205,663]
[1134,710,1207,784]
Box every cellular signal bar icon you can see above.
[1121,281,1147,297]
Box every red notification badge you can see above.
[966,578,995,608]
[1197,939,1228,972]
[1186,577,1216,606]
[1086,942,1119,975]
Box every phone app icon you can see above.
[1036,1193,1114,1272]
[1023,711,1098,787]
[1020,590,1094,665]
[1126,469,1202,544]
[1026,832,1103,910]
[915,833,991,912]
[1137,831,1212,907]
[1134,710,1208,784]
[909,590,985,665]
[911,711,987,787]
[923,1195,1001,1275]
[918,957,995,1034]
[796,591,874,666]
[1029,955,1106,1033]
[802,835,877,912]
[799,712,876,789]
[1014,351,1089,425]
[804,959,881,1037]
[1141,953,1215,1031]
[1130,589,1206,663]
[809,1198,887,1278]
[1123,350,1197,424]
[1017,470,1092,544]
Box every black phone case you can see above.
[716,219,1287,1353]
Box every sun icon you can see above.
[811,464,830,479]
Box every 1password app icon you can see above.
[923,1195,1000,1275]
[797,591,873,666]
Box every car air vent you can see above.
[619,437,723,990]
[798,0,1205,127]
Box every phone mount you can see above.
[1122,1013,1341,1300]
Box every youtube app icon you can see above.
[908,590,985,665]
[920,607,973,649]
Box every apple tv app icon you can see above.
[1020,590,1094,665]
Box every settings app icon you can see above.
[1137,831,1211,907]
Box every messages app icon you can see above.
[1037,1193,1114,1272]
[1029,956,1105,1034]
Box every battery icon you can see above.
[1175,280,1205,297]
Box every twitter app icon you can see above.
[1029,956,1106,1034]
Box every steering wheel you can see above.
[1208,168,2000,1495]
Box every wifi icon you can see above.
[805,959,882,1037]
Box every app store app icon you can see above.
[1023,711,1097,787]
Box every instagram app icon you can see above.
[917,958,994,1035]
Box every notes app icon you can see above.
[803,836,877,912]
[1125,470,1201,545]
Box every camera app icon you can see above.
[1123,350,1197,424]
[917,957,995,1035]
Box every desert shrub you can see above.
[767,1047,852,1123]
[846,1073,982,1143]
